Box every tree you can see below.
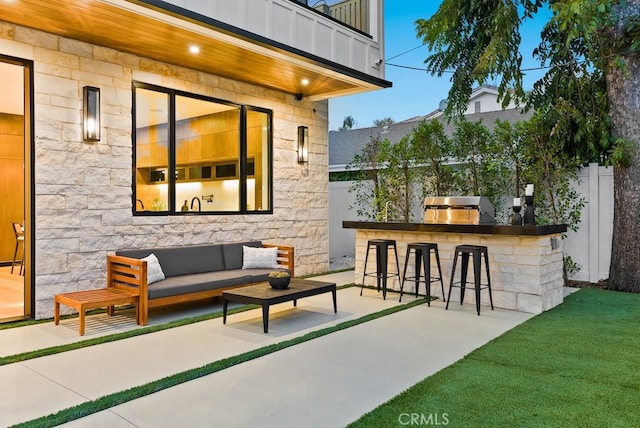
[339,115,357,131]
[451,118,492,196]
[416,0,640,292]
[411,119,458,197]
[385,136,418,222]
[346,136,391,220]
[520,111,586,232]
[373,117,395,127]
[492,119,528,197]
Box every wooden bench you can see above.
[54,288,140,335]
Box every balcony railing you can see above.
[293,0,370,34]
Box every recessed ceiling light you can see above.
[301,78,309,86]
[189,45,200,54]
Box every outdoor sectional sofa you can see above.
[107,241,294,325]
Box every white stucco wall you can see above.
[0,21,330,318]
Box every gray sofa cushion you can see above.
[222,241,262,270]
[147,271,253,300]
[117,244,224,277]
[224,268,289,284]
[115,243,290,301]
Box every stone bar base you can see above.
[349,226,565,314]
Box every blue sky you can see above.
[328,1,552,130]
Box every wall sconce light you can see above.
[297,126,309,163]
[83,86,100,142]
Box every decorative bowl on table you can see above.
[268,271,291,289]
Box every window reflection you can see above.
[133,84,272,214]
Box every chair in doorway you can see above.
[11,222,24,275]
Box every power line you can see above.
[385,43,426,62]
[385,49,635,75]
[385,61,553,73]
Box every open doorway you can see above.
[0,56,32,321]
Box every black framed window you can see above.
[133,82,272,214]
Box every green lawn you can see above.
[349,288,640,427]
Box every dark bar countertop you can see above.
[342,221,567,236]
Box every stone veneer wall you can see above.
[0,22,330,319]
[354,230,565,314]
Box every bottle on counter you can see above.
[181,200,189,212]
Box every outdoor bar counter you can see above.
[343,221,568,314]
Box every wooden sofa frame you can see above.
[107,244,294,326]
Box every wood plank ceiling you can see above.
[0,0,385,100]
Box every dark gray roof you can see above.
[329,108,532,167]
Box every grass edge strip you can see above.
[0,284,358,366]
[12,296,427,428]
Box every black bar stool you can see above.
[446,245,494,315]
[361,239,400,300]
[399,242,445,305]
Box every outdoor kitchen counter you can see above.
[342,221,566,236]
[343,221,568,314]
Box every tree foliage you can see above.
[411,119,458,197]
[520,111,586,232]
[339,115,357,131]
[416,0,640,291]
[492,119,528,197]
[385,137,419,222]
[416,0,542,116]
[373,117,395,127]
[347,135,420,222]
[451,118,492,196]
[346,136,391,220]
[347,115,586,233]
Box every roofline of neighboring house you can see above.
[330,164,350,173]
[471,84,499,97]
[136,0,393,91]
[330,157,463,174]
[399,85,501,124]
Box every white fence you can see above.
[329,163,614,282]
[564,164,613,282]
[329,181,359,258]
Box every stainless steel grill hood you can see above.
[423,196,496,225]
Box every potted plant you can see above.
[268,271,291,289]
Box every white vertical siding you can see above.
[160,0,384,81]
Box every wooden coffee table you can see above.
[222,279,337,333]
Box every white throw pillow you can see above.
[242,246,279,269]
[142,253,165,284]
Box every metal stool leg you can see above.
[361,243,372,296]
[434,247,445,302]
[484,249,494,310]
[411,248,421,298]
[393,243,401,292]
[446,249,459,310]
[460,252,470,305]
[399,247,412,302]
[421,248,432,305]
[473,251,482,315]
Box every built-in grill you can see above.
[423,196,496,225]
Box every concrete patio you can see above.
[0,271,536,427]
